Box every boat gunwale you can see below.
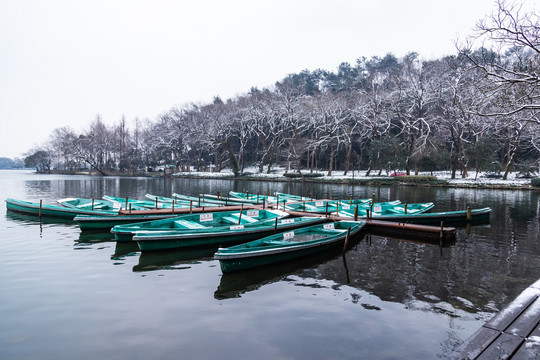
[132,217,327,241]
[214,221,366,259]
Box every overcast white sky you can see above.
[0,0,528,158]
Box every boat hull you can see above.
[215,221,366,273]
[75,214,178,232]
[134,217,327,252]
[5,198,118,220]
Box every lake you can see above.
[1,170,539,359]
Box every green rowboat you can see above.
[112,209,288,242]
[145,194,225,208]
[332,202,434,217]
[5,198,119,219]
[214,220,366,273]
[74,214,179,231]
[283,200,402,214]
[133,216,327,252]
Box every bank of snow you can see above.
[172,167,535,189]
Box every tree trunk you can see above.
[343,144,351,176]
[223,141,239,177]
[327,142,334,176]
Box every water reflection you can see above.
[133,247,216,272]
[215,233,367,299]
[112,241,140,257]
[77,232,115,244]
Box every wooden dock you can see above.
[285,210,457,241]
[448,278,540,359]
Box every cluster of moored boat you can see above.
[4,192,491,273]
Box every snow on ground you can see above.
[172,166,535,187]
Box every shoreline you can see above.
[36,169,539,191]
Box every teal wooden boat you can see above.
[57,197,150,211]
[333,202,434,217]
[214,220,366,273]
[332,207,492,225]
[283,200,402,214]
[133,216,327,252]
[74,213,179,231]
[103,195,181,209]
[112,209,289,242]
[5,198,119,219]
[228,191,313,205]
[145,194,225,208]
[172,193,247,206]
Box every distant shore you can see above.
[38,168,539,191]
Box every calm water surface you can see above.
[1,170,539,359]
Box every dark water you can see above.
[1,170,539,359]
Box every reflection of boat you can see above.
[215,221,367,273]
[5,210,74,225]
[77,232,115,243]
[112,242,140,257]
[112,209,289,241]
[134,216,326,252]
[133,247,216,272]
[214,232,365,300]
[5,198,118,219]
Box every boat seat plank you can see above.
[222,215,257,224]
[173,220,209,229]
[446,327,501,360]
[475,332,524,359]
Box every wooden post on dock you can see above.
[155,197,158,209]
[325,202,329,217]
[404,203,408,214]
[283,200,286,211]
[372,193,375,205]
[343,227,351,252]
[129,203,132,215]
[274,218,278,233]
[172,201,174,214]
[354,206,358,221]
[303,201,305,212]
[276,194,280,207]
[91,199,94,210]
[467,207,472,221]
[190,201,193,214]
[366,208,370,220]
[256,192,260,205]
[262,197,265,209]
[350,196,352,205]
[125,197,128,210]
[39,199,42,217]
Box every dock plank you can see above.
[449,282,540,359]
[511,338,540,360]
[507,297,540,337]
[446,327,500,360]
[485,288,540,331]
[475,332,524,359]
